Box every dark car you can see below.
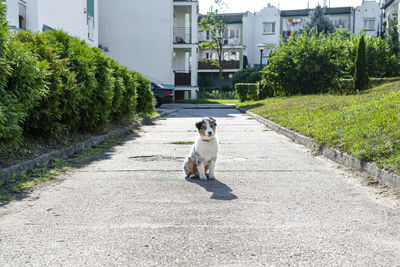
[150,82,173,108]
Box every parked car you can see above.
[150,82,173,108]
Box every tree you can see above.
[353,35,369,91]
[387,16,399,57]
[303,5,335,34]
[198,1,230,91]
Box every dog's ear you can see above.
[195,120,204,130]
[209,117,217,126]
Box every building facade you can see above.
[242,4,280,67]
[99,0,199,100]
[198,13,245,90]
[382,0,399,31]
[280,6,353,38]
[354,0,381,37]
[4,0,98,47]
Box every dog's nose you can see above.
[208,131,212,135]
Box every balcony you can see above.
[198,60,240,70]
[175,71,191,86]
[173,27,192,44]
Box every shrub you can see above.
[235,83,258,102]
[353,35,369,91]
[198,89,236,99]
[232,66,262,86]
[0,37,47,149]
[135,73,153,114]
[261,31,340,96]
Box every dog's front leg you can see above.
[197,162,207,180]
[208,159,216,180]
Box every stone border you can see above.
[0,109,180,184]
[237,107,400,188]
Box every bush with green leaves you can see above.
[135,73,153,114]
[232,66,262,86]
[0,17,152,151]
[235,83,258,102]
[260,30,400,97]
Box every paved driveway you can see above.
[1,107,400,266]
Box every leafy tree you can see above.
[353,35,369,91]
[198,0,230,91]
[387,16,399,57]
[303,5,335,34]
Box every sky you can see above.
[198,0,374,14]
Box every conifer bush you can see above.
[353,35,369,91]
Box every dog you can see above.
[183,117,219,180]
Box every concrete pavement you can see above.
[1,108,400,266]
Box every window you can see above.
[18,1,26,30]
[364,19,375,30]
[88,15,94,40]
[263,22,275,34]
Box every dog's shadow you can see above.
[185,177,238,201]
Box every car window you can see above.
[151,84,154,90]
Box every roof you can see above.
[281,6,352,17]
[382,0,395,9]
[198,13,244,24]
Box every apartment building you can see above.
[99,0,199,100]
[198,13,245,90]
[280,6,353,38]
[382,0,399,29]
[354,1,381,37]
[242,4,280,67]
[4,0,98,47]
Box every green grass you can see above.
[237,81,400,175]
[174,99,239,104]
[169,141,194,145]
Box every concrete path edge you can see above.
[237,107,400,188]
[0,109,181,184]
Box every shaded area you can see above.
[186,177,238,201]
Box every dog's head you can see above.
[195,117,217,139]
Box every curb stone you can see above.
[0,109,180,185]
[237,107,400,188]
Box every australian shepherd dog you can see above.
[183,117,219,180]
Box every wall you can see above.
[99,0,174,86]
[4,0,98,47]
[243,5,280,67]
[354,1,381,37]
[4,0,19,27]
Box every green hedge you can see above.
[337,77,400,94]
[235,83,258,102]
[260,30,400,97]
[0,3,153,152]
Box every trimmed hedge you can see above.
[0,3,153,152]
[235,83,258,102]
[338,77,400,94]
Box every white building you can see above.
[242,4,280,67]
[382,0,399,30]
[99,0,199,100]
[354,1,381,37]
[198,13,245,90]
[4,0,98,47]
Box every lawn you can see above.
[237,82,400,175]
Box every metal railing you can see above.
[198,60,240,70]
[174,71,191,86]
[173,27,192,44]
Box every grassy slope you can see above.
[237,82,400,174]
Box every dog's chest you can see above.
[196,140,218,161]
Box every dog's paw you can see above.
[208,174,216,180]
[199,174,207,180]
[189,174,197,179]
